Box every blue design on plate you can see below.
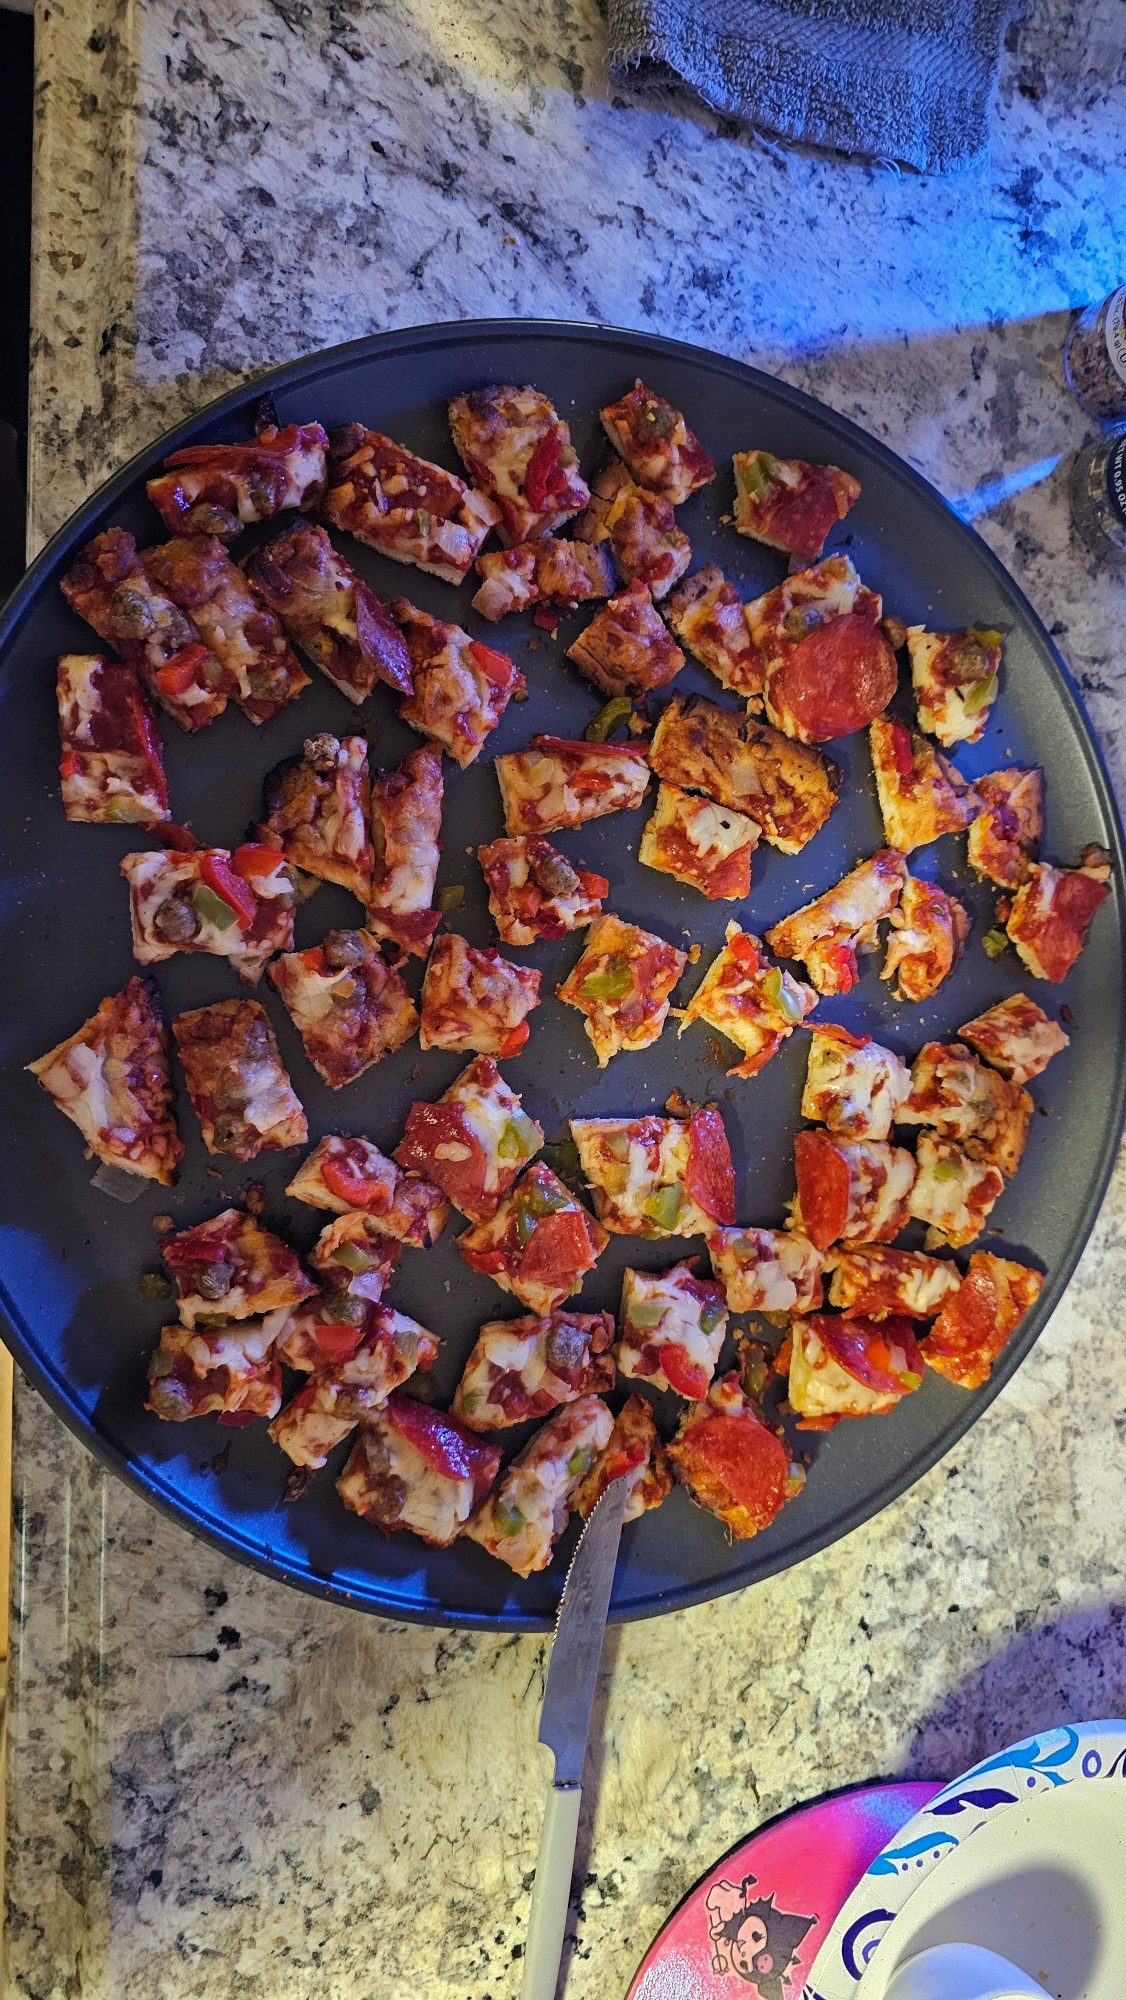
[929,1786,1016,1815]
[1083,1749,1103,1776]
[841,1909,896,1979]
[867,1832,958,1874]
[932,1726,1080,1801]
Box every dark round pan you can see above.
[1,320,1121,1630]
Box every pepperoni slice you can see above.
[794,1129,851,1251]
[518,1207,597,1284]
[659,1346,712,1400]
[813,1314,923,1393]
[677,1413,788,1532]
[757,466,856,562]
[685,1107,736,1225]
[384,1391,501,1493]
[1023,870,1109,981]
[769,614,898,743]
[396,1101,491,1218]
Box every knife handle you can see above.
[519,1781,582,2000]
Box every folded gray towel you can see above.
[606,0,1025,172]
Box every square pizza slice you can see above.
[450,1309,616,1430]
[143,534,311,723]
[922,1251,1043,1389]
[61,527,228,731]
[286,1135,449,1245]
[565,579,686,697]
[395,1056,543,1223]
[800,1025,911,1141]
[269,1305,440,1469]
[28,974,182,1184]
[260,733,374,901]
[956,994,1068,1085]
[494,734,650,835]
[321,424,500,582]
[967,768,1043,889]
[1003,847,1111,982]
[456,1162,607,1313]
[56,653,169,825]
[663,565,763,705]
[121,844,296,985]
[880,875,971,1003]
[708,1227,822,1316]
[746,555,893,742]
[899,1040,1033,1177]
[448,384,589,544]
[243,521,413,701]
[161,1207,315,1328]
[574,460,692,600]
[268,928,418,1088]
[463,1395,614,1576]
[472,538,615,624]
[617,1259,727,1399]
[667,1372,795,1539]
[337,1395,502,1546]
[907,1132,1005,1250]
[745,554,878,667]
[791,1128,917,1250]
[146,419,329,538]
[783,1312,924,1430]
[275,1214,405,1373]
[392,601,522,767]
[679,924,816,1076]
[766,850,907,996]
[146,1310,291,1425]
[647,692,841,855]
[870,715,981,853]
[823,1245,962,1319]
[639,782,759,901]
[908,625,1002,747]
[573,1393,673,1523]
[367,743,444,959]
[599,379,715,503]
[478,835,607,945]
[733,455,861,561]
[570,1107,736,1238]
[556,912,686,1066]
[419,932,541,1059]
[172,998,306,1160]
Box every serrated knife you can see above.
[519,1475,630,2000]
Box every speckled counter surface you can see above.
[11,3,1126,1995]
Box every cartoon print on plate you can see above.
[706,1874,816,1996]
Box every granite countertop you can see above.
[12,2,1126,1994]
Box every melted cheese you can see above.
[618,1265,725,1387]
[788,1322,898,1420]
[802,1032,910,1141]
[464,1397,613,1575]
[710,1227,821,1313]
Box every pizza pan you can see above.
[0,319,1122,1630]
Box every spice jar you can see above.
[1070,426,1126,561]
[1064,286,1126,420]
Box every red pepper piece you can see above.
[659,1345,711,1400]
[468,639,515,690]
[523,430,564,510]
[311,1323,366,1364]
[231,841,284,879]
[890,720,915,778]
[321,1158,391,1210]
[154,642,212,699]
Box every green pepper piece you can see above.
[148,1348,174,1379]
[334,1240,379,1274]
[193,1311,235,1329]
[603,1130,631,1161]
[627,1300,665,1329]
[416,507,432,537]
[580,955,633,1002]
[436,883,465,912]
[584,695,633,743]
[542,1136,581,1174]
[643,1184,682,1233]
[762,966,805,1023]
[931,1159,961,1183]
[519,1177,571,1220]
[139,1270,174,1300]
[498,1112,540,1160]
[459,1389,482,1414]
[566,1447,594,1479]
[741,1355,769,1401]
[981,927,1008,958]
[494,1498,526,1537]
[699,1300,725,1336]
[515,1204,537,1248]
[963,670,999,715]
[190,882,240,931]
[897,1369,922,1392]
[966,627,1004,648]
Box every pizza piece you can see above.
[565,578,686,697]
[275,1213,405,1373]
[573,1393,673,1523]
[923,1251,1044,1389]
[419,933,541,1058]
[823,1245,962,1319]
[745,553,877,657]
[56,653,169,825]
[478,835,606,946]
[708,1227,822,1316]
[733,454,861,561]
[457,1162,607,1313]
[679,924,816,1077]
[746,554,890,743]
[667,1372,794,1539]
[599,379,715,503]
[463,1396,614,1577]
[269,1306,440,1469]
[120,845,296,985]
[143,534,310,723]
[967,769,1043,889]
[173,999,306,1160]
[448,384,589,544]
[908,625,1002,748]
[664,565,763,704]
[146,1308,292,1424]
[881,875,971,1003]
[898,1041,1033,1177]
[392,601,521,767]
[870,716,981,853]
[243,521,413,701]
[395,1056,543,1224]
[570,1107,736,1238]
[28,974,182,1184]
[616,1260,727,1398]
[450,1309,616,1430]
[574,461,692,600]
[259,733,374,900]
[268,929,418,1088]
[366,743,444,959]
[784,1313,924,1429]
[800,1025,911,1141]
[957,994,1068,1085]
[639,783,759,901]
[321,424,500,582]
[161,1208,315,1329]
[790,1129,917,1251]
[60,527,227,731]
[647,693,841,855]
[556,912,686,1066]
[494,733,650,835]
[472,538,614,623]
[337,1395,501,1546]
[287,1135,449,1245]
[766,850,907,997]
[1004,847,1111,982]
[907,1133,1005,1250]
[146,419,329,538]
